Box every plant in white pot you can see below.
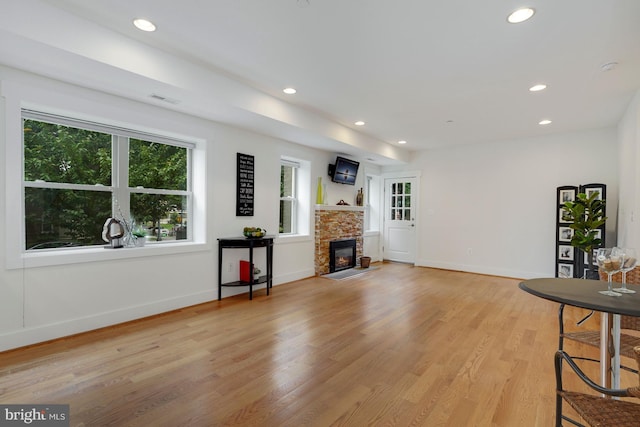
[132,227,147,247]
[562,192,607,279]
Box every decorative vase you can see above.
[356,188,364,206]
[316,177,323,204]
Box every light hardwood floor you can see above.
[0,262,630,426]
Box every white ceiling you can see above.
[2,0,640,164]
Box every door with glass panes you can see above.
[383,178,417,263]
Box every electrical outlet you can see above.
[467,248,473,256]
[228,262,234,272]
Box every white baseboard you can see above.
[0,289,217,352]
[415,259,549,280]
[0,271,317,352]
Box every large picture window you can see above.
[23,111,192,250]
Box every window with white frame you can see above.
[364,175,372,231]
[279,159,299,234]
[22,110,193,250]
[365,174,381,232]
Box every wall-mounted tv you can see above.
[330,156,359,185]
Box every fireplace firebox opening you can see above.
[329,238,357,273]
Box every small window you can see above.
[279,159,299,234]
[365,174,381,232]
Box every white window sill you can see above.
[14,241,210,269]
[276,234,312,245]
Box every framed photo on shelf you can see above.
[558,263,574,279]
[559,208,572,223]
[559,188,576,205]
[558,245,574,261]
[584,248,598,265]
[558,226,573,242]
[586,188,603,200]
[581,183,606,202]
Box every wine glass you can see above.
[613,248,637,294]
[596,248,623,296]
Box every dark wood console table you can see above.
[217,236,274,300]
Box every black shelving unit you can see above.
[555,184,606,278]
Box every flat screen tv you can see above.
[331,156,359,185]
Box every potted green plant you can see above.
[562,192,607,279]
[132,227,147,247]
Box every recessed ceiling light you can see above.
[398,140,407,145]
[529,84,547,92]
[355,121,365,126]
[507,7,535,24]
[539,119,552,125]
[133,18,156,32]
[283,87,297,95]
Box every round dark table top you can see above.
[519,278,640,316]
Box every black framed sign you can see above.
[236,153,254,216]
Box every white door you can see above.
[383,177,417,263]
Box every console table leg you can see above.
[218,244,223,300]
[249,243,253,300]
[268,244,273,294]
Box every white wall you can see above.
[0,66,359,351]
[2,64,629,352]
[617,90,640,249]
[387,128,619,279]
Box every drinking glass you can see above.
[613,248,637,294]
[596,248,622,296]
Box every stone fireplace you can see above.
[315,205,364,275]
[329,238,357,272]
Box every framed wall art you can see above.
[236,153,255,216]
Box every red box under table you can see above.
[239,260,252,282]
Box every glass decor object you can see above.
[596,247,622,296]
[613,247,637,294]
[316,177,323,204]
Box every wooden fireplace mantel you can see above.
[315,204,365,212]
